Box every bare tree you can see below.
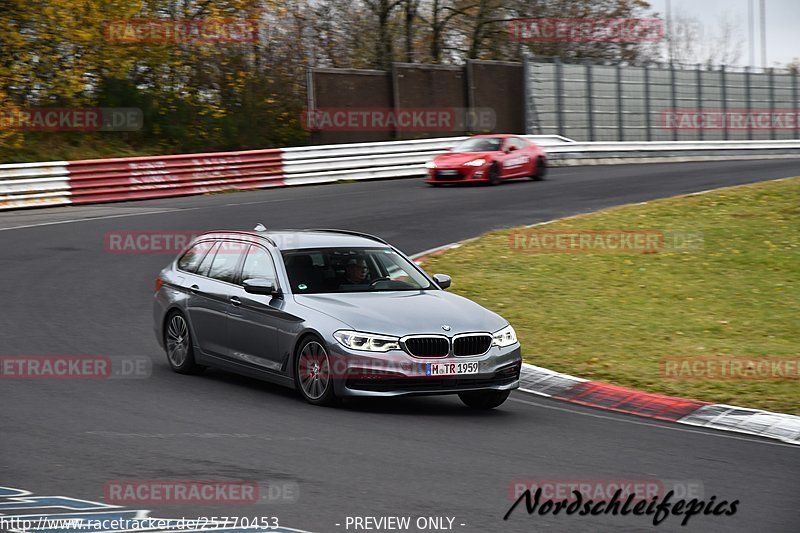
[403,0,421,62]
[364,0,406,68]
[664,7,744,66]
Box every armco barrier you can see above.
[67,150,283,205]
[0,161,71,210]
[1,136,799,211]
[0,149,282,210]
[545,140,800,165]
[281,135,572,185]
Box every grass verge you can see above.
[421,177,800,414]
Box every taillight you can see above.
[155,277,164,293]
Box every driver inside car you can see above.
[340,256,370,288]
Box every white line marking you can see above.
[0,190,372,233]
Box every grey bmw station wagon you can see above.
[153,227,521,408]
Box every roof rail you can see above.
[199,229,277,247]
[304,228,389,245]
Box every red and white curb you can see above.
[519,363,800,446]
[411,239,800,447]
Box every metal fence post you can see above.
[555,57,565,137]
[745,66,753,140]
[644,64,652,141]
[390,62,400,141]
[670,62,678,141]
[465,59,475,133]
[585,61,595,141]
[306,67,315,113]
[794,69,799,140]
[768,67,776,139]
[522,50,532,135]
[306,67,316,143]
[617,62,624,141]
[696,64,704,141]
[721,65,729,141]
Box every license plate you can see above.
[438,170,459,176]
[426,361,479,376]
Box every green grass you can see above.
[421,177,800,414]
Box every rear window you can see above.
[207,241,248,284]
[177,242,211,273]
[195,242,220,277]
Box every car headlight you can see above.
[334,330,400,352]
[425,161,437,169]
[463,158,486,167]
[492,325,518,347]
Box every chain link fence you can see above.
[524,57,800,141]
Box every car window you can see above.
[282,248,432,294]
[507,137,526,150]
[194,241,219,277]
[207,240,247,283]
[241,245,277,282]
[375,253,413,282]
[177,243,210,273]
[452,137,503,152]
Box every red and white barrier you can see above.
[2,135,798,211]
[0,149,283,210]
[68,149,284,205]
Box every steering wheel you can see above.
[369,277,391,287]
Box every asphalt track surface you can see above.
[1,160,799,533]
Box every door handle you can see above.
[230,296,242,306]
[190,284,199,294]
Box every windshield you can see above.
[452,137,503,153]
[282,248,433,294]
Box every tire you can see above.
[164,311,205,375]
[295,336,340,407]
[458,389,510,409]
[487,163,501,186]
[530,156,547,181]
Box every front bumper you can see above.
[425,166,488,184]
[326,341,522,397]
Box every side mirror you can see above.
[506,145,517,152]
[432,273,451,290]
[243,278,280,296]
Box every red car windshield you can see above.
[452,137,503,152]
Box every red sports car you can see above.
[425,134,547,186]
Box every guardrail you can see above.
[1,136,798,211]
[545,140,800,165]
[281,135,572,186]
[0,161,71,210]
[0,150,282,210]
